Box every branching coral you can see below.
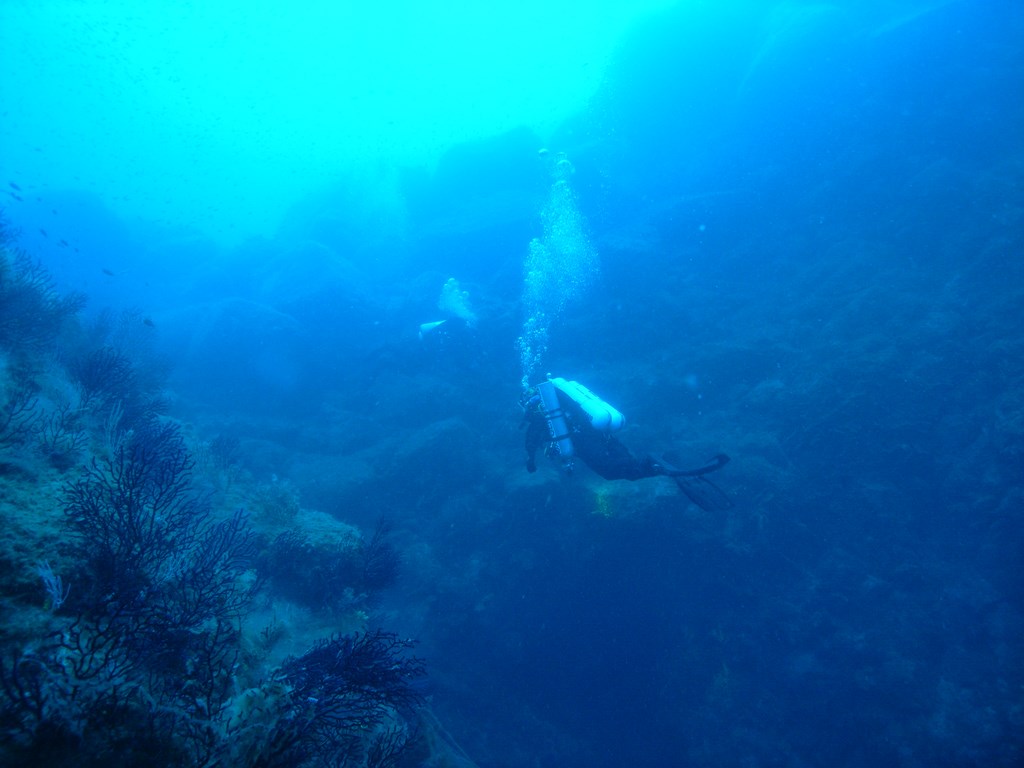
[67,309,170,434]
[251,630,426,768]
[0,379,40,449]
[2,417,427,767]
[0,217,430,767]
[0,245,85,354]
[36,400,87,470]
[260,516,399,614]
[68,346,137,413]
[1,421,259,765]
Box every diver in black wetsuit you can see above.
[519,380,732,510]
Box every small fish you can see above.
[58,239,69,248]
[9,192,22,201]
[143,317,155,328]
[102,268,115,276]
[39,228,47,237]
[8,182,20,191]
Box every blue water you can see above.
[2,2,1022,766]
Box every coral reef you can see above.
[0,223,85,355]
[237,630,425,768]
[259,515,399,616]
[0,228,430,767]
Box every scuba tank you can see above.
[550,377,625,432]
[536,380,574,460]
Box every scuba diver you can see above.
[519,376,732,511]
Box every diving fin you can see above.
[675,475,734,511]
[658,452,733,510]
[660,452,730,477]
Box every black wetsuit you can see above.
[521,386,734,513]
[522,389,661,481]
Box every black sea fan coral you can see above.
[63,422,259,641]
[64,420,203,592]
[2,421,259,765]
[0,229,85,352]
[68,346,136,412]
[252,630,426,768]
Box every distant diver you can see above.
[520,376,732,511]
